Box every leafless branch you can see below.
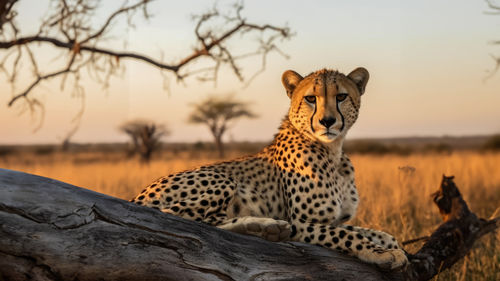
[0,0,291,131]
[483,54,500,81]
[8,52,77,106]
[484,0,500,14]
[484,1,500,80]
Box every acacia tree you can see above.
[119,120,168,163]
[0,0,291,131]
[188,95,256,157]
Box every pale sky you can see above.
[1,0,499,144]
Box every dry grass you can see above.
[1,149,499,280]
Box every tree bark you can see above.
[0,169,497,281]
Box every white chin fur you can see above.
[316,132,338,143]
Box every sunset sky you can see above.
[1,0,499,144]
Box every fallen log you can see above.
[0,169,497,280]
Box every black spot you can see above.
[200,200,209,206]
[345,241,352,248]
[148,192,155,198]
[233,203,240,215]
[318,234,326,241]
[138,195,145,200]
[187,180,195,185]
[171,185,180,190]
[339,230,346,238]
[290,225,297,237]
[332,237,339,244]
[201,180,209,186]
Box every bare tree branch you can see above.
[484,0,500,14]
[0,0,292,131]
[484,0,500,79]
[8,52,77,106]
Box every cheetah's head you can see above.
[281,68,369,143]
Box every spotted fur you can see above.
[132,68,408,270]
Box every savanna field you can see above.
[1,144,499,280]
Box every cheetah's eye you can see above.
[304,96,316,103]
[336,93,348,102]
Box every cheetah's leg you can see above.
[161,199,231,225]
[339,225,402,250]
[290,223,408,270]
[162,205,291,242]
[218,216,291,242]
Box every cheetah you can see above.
[132,67,408,270]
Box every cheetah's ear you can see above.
[347,67,369,95]
[282,70,303,98]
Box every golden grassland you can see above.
[1,149,499,280]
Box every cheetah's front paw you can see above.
[245,218,291,242]
[358,248,408,270]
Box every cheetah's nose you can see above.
[319,117,336,128]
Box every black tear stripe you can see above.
[310,103,317,133]
[337,98,345,132]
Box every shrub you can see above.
[482,134,500,151]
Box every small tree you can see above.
[188,95,256,158]
[120,120,169,163]
[482,134,500,151]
